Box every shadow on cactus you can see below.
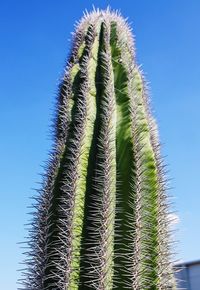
[20,8,177,290]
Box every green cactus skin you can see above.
[21,8,177,290]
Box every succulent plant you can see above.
[20,8,176,290]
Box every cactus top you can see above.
[21,8,176,290]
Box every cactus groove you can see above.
[20,8,176,290]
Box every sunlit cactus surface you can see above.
[21,8,176,290]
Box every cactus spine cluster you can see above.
[21,8,176,290]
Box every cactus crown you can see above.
[20,8,176,290]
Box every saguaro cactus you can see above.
[21,8,176,290]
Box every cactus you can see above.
[21,8,176,290]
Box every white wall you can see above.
[189,264,200,290]
[175,262,200,290]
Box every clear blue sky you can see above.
[1,1,200,289]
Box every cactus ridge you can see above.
[20,8,176,290]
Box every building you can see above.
[175,260,200,290]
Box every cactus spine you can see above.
[21,8,176,290]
